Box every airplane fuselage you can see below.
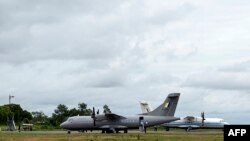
[163,117,229,129]
[60,93,181,133]
[60,115,179,131]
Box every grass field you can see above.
[0,130,223,141]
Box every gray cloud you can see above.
[183,61,250,91]
[1,0,250,124]
[218,60,250,72]
[0,0,195,64]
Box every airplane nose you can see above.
[224,122,230,125]
[60,122,66,128]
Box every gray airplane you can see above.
[60,93,180,133]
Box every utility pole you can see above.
[9,94,14,104]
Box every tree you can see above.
[22,110,32,120]
[54,104,68,116]
[50,103,92,126]
[68,108,79,116]
[51,104,69,126]
[31,111,48,124]
[103,104,111,114]
[0,106,10,124]
[0,104,32,124]
[78,102,92,116]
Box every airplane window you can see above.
[68,118,73,122]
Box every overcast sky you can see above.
[1,0,250,124]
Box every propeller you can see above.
[201,112,205,126]
[91,107,96,126]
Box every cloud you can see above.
[183,61,250,91]
[0,0,196,64]
[202,91,250,113]
[1,0,250,124]
[219,60,250,72]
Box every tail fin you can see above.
[139,101,152,113]
[146,93,180,116]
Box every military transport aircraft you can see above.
[140,101,229,131]
[60,93,180,133]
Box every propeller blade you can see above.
[92,107,96,126]
[91,107,95,117]
[201,112,205,126]
[201,112,205,120]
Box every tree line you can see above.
[0,103,111,127]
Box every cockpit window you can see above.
[68,118,73,122]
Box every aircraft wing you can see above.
[95,113,126,121]
[105,113,127,120]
